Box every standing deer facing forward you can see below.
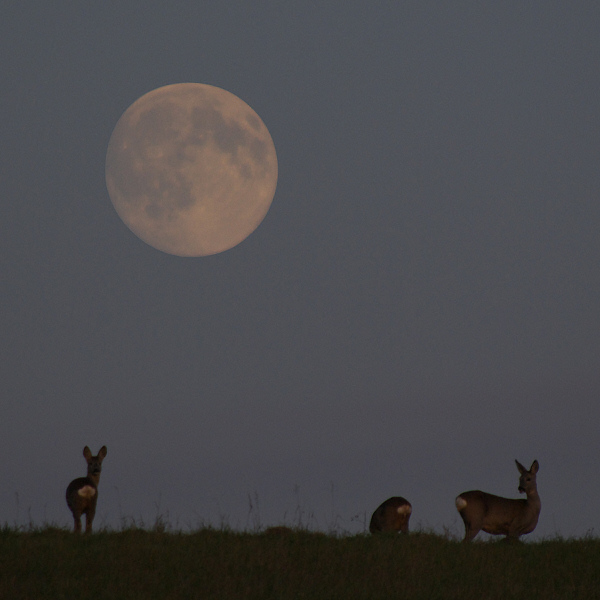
[369,497,412,534]
[66,446,107,533]
[455,459,540,542]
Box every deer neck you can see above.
[87,471,101,487]
[525,488,541,510]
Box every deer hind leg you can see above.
[461,519,481,542]
[463,527,479,542]
[72,512,82,533]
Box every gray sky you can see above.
[2,2,599,539]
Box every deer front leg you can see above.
[73,514,82,533]
[85,508,96,533]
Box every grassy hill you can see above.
[2,525,599,599]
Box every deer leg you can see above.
[504,531,522,543]
[73,514,82,533]
[85,508,95,533]
[463,524,479,542]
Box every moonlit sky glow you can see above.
[2,3,600,538]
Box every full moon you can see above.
[105,83,278,256]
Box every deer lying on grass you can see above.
[455,459,540,542]
[66,446,107,533]
[369,496,412,534]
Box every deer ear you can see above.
[530,460,539,473]
[83,446,92,460]
[98,446,107,459]
[515,460,526,474]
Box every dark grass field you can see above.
[2,525,600,599]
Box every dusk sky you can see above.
[2,2,600,539]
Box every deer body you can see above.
[66,446,107,533]
[455,459,540,542]
[369,496,412,534]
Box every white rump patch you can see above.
[455,496,467,511]
[397,504,412,515]
[78,485,96,499]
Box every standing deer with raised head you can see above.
[369,496,412,534]
[455,459,540,542]
[66,446,107,533]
